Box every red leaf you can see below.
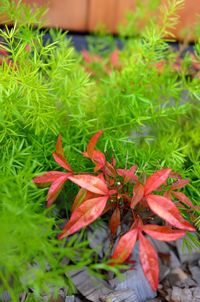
[53,135,72,171]
[164,190,172,199]
[81,50,92,64]
[171,179,189,190]
[53,152,73,171]
[85,130,103,158]
[131,182,144,208]
[97,173,106,182]
[71,189,97,212]
[172,191,194,208]
[33,171,67,187]
[117,165,138,184]
[56,134,64,155]
[81,50,102,64]
[168,171,182,179]
[0,49,9,56]
[143,225,186,241]
[139,233,159,291]
[110,228,138,264]
[146,194,195,231]
[110,49,119,68]
[68,174,109,195]
[144,168,171,195]
[58,196,108,238]
[109,207,120,235]
[105,161,116,177]
[92,150,106,172]
[47,174,70,207]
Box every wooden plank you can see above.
[170,0,200,41]
[68,269,139,302]
[87,0,118,33]
[1,0,200,40]
[23,0,89,31]
[115,0,136,32]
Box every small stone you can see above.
[192,287,200,299]
[169,250,181,268]
[149,238,170,254]
[171,286,193,302]
[158,284,163,290]
[100,289,139,302]
[159,259,170,281]
[175,277,197,288]
[189,266,200,285]
[74,297,82,302]
[65,296,75,302]
[166,268,188,286]
[176,239,200,263]
[146,299,162,302]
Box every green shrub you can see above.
[0,0,199,299]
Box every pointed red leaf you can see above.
[109,207,120,235]
[143,225,186,241]
[68,174,109,195]
[171,179,189,190]
[146,194,195,231]
[131,183,144,208]
[53,153,73,171]
[47,174,70,207]
[53,135,72,171]
[55,134,64,156]
[86,130,103,158]
[144,168,171,195]
[172,191,194,208]
[139,233,159,291]
[117,165,138,184]
[110,228,138,264]
[71,189,97,212]
[92,150,106,172]
[58,196,108,239]
[33,171,67,187]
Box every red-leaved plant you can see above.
[33,130,196,291]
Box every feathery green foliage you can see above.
[0,0,200,298]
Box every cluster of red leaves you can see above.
[81,48,200,79]
[155,53,200,78]
[33,130,196,291]
[81,49,121,76]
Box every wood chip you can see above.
[87,223,110,257]
[110,244,156,302]
[176,239,200,263]
[189,266,200,285]
[100,289,139,302]
[65,296,75,302]
[171,286,193,302]
[68,269,113,302]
